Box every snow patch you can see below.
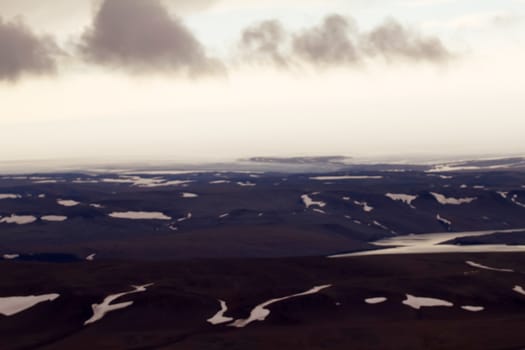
[436,214,452,226]
[0,294,60,316]
[365,297,387,304]
[513,285,525,296]
[109,212,171,220]
[72,179,99,184]
[461,305,484,312]
[354,201,373,212]
[0,215,37,225]
[431,192,477,205]
[229,285,331,328]
[402,294,453,310]
[428,162,519,173]
[511,194,525,208]
[0,194,21,200]
[3,254,19,260]
[57,199,80,207]
[41,215,68,222]
[237,181,256,187]
[124,170,206,175]
[209,180,231,184]
[310,176,383,181]
[207,300,233,325]
[465,261,513,272]
[386,193,417,208]
[177,213,192,222]
[301,194,326,209]
[102,177,193,188]
[373,221,389,230]
[497,191,509,199]
[332,228,525,257]
[84,284,153,325]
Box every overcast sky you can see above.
[0,0,524,163]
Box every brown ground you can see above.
[2,253,525,349]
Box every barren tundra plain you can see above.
[3,254,525,350]
[2,159,525,349]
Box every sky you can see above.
[0,0,524,164]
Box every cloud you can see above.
[79,0,223,75]
[0,4,453,82]
[292,15,360,66]
[0,16,60,81]
[238,14,453,68]
[238,20,288,67]
[362,18,451,62]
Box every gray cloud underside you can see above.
[0,17,60,81]
[362,18,451,62]
[0,1,454,82]
[239,20,289,67]
[293,15,361,65]
[240,14,452,67]
[78,0,223,75]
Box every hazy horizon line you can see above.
[1,152,524,174]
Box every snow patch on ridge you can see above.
[431,193,477,205]
[301,194,326,209]
[386,193,418,208]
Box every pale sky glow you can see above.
[0,0,524,163]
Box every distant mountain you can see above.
[245,156,351,165]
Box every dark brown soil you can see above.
[2,253,525,349]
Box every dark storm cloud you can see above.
[79,0,223,75]
[239,20,288,67]
[362,18,451,63]
[238,14,453,68]
[0,17,60,81]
